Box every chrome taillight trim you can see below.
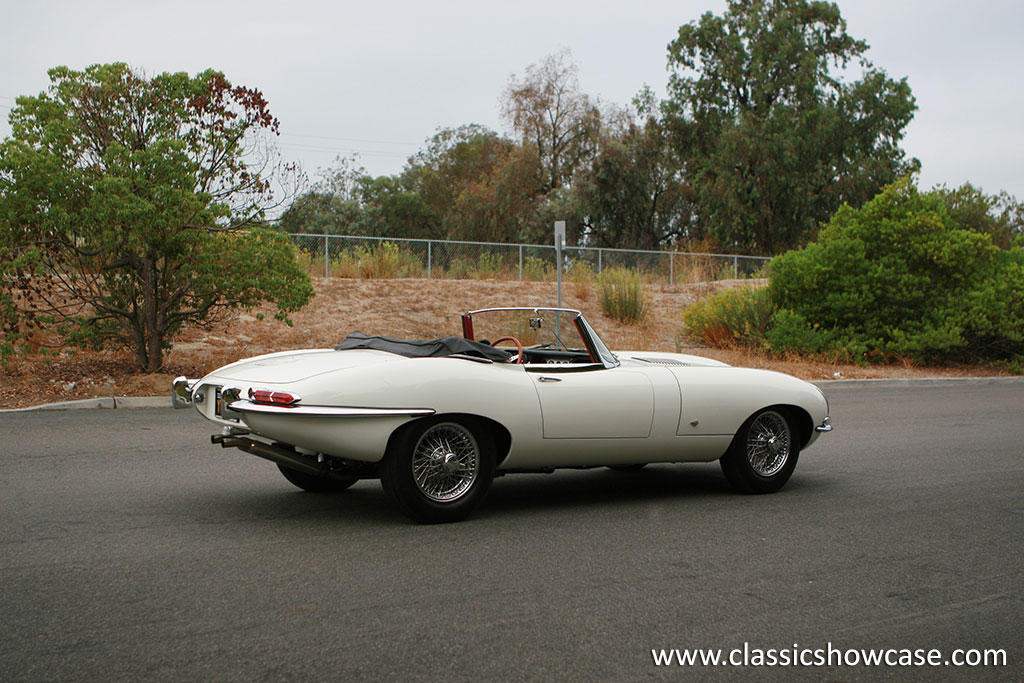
[227,401,436,418]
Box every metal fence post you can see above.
[427,241,432,279]
[670,253,674,285]
[733,255,738,277]
[324,234,329,279]
[519,245,523,282]
[597,248,602,273]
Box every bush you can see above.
[569,260,596,300]
[522,256,554,282]
[474,251,517,279]
[769,178,1024,363]
[763,308,832,355]
[597,267,651,325]
[323,242,425,279]
[683,285,773,347]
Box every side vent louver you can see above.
[632,356,691,366]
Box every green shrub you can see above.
[474,251,518,279]
[522,256,554,282]
[444,257,474,280]
[683,285,773,347]
[597,267,651,325]
[569,260,596,299]
[768,178,1024,363]
[763,308,832,355]
[322,242,425,279]
[355,242,400,278]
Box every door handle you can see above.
[537,376,562,382]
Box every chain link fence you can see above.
[289,233,771,284]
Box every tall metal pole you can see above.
[554,221,565,308]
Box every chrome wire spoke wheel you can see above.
[411,422,480,502]
[745,410,791,477]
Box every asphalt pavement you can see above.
[1,381,1021,681]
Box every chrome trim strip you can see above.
[228,400,435,418]
[467,306,582,317]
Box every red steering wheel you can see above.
[491,336,524,364]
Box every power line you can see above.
[280,132,419,147]
[278,143,410,159]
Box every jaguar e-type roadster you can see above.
[173,307,831,523]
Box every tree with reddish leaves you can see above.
[0,63,311,371]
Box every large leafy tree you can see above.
[664,0,918,254]
[933,183,1024,250]
[283,126,548,244]
[276,156,365,236]
[0,63,312,371]
[573,91,699,251]
[501,50,606,193]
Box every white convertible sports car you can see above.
[173,307,831,523]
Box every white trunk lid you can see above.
[209,348,403,385]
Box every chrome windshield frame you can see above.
[463,307,618,369]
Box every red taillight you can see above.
[248,388,301,406]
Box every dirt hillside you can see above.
[0,277,1010,409]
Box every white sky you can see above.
[2,0,1022,201]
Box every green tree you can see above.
[664,0,918,254]
[501,50,605,192]
[356,174,437,239]
[405,125,519,241]
[276,156,366,235]
[0,63,313,372]
[933,183,1023,249]
[573,92,699,250]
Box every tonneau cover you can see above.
[335,332,511,362]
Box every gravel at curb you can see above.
[2,376,1021,413]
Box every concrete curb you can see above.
[2,376,1021,413]
[811,376,1024,388]
[0,396,171,413]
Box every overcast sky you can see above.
[2,0,1022,202]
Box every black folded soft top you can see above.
[335,332,511,362]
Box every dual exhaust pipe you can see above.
[211,434,374,481]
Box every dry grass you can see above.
[0,277,1014,409]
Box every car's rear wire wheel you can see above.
[720,408,800,494]
[412,422,480,501]
[382,418,495,523]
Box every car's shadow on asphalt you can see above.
[485,463,732,510]
[184,462,836,527]
[479,463,834,517]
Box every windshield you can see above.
[466,308,588,354]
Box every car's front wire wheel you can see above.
[381,418,495,523]
[720,408,800,494]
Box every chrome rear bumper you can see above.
[815,416,833,433]
[172,376,197,409]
